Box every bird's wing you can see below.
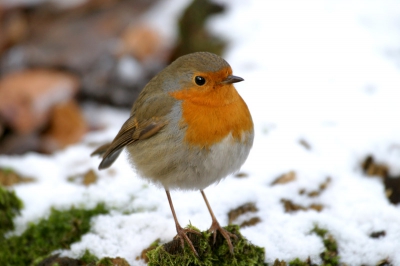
[94,115,167,170]
[91,87,176,170]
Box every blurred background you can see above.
[0,0,226,155]
[1,0,400,200]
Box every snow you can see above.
[2,0,400,265]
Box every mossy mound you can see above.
[0,202,108,265]
[147,224,266,266]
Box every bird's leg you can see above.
[165,190,200,256]
[200,190,237,254]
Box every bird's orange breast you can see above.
[170,84,253,148]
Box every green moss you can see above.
[0,186,23,237]
[36,250,130,266]
[289,258,307,266]
[272,259,288,266]
[288,257,318,266]
[311,226,339,266]
[96,256,130,266]
[311,226,328,238]
[97,257,113,266]
[277,226,340,266]
[1,167,14,174]
[80,249,99,264]
[147,224,266,266]
[0,203,108,265]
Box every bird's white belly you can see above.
[127,130,253,190]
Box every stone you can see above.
[40,100,87,153]
[119,24,164,62]
[0,69,79,134]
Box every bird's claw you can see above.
[174,225,201,256]
[209,220,237,254]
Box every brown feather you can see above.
[97,115,167,170]
[90,143,111,157]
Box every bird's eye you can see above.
[194,76,206,86]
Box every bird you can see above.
[92,51,254,256]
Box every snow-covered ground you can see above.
[2,0,400,265]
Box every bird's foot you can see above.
[209,220,237,254]
[174,224,201,256]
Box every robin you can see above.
[92,52,254,255]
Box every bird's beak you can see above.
[222,75,244,84]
